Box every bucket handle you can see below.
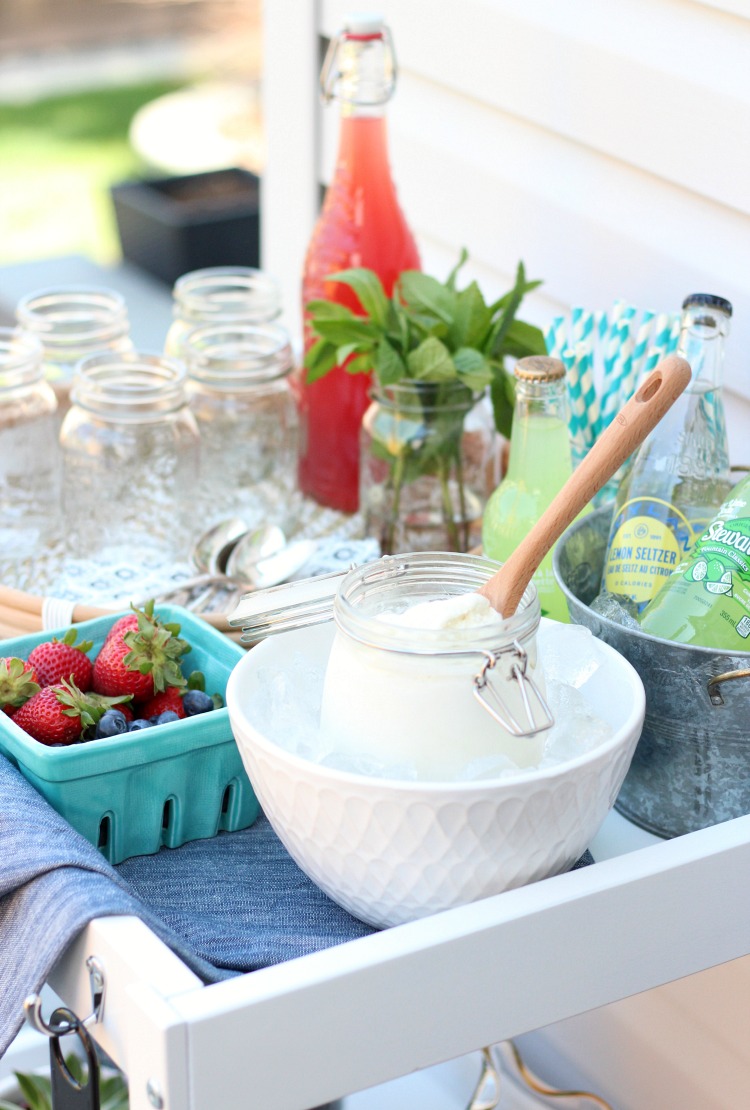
[707,668,750,706]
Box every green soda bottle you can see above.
[601,294,733,613]
[482,356,578,622]
[640,472,750,649]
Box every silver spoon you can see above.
[192,517,248,575]
[225,523,286,578]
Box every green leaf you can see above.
[15,1072,52,1110]
[487,261,541,361]
[453,347,493,390]
[187,670,205,691]
[397,271,457,325]
[304,299,358,322]
[490,367,517,440]
[325,268,389,326]
[407,336,456,382]
[343,353,373,375]
[375,338,408,385]
[449,281,492,349]
[303,337,338,383]
[306,317,376,346]
[501,318,547,358]
[445,247,469,290]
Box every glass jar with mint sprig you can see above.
[304,251,546,553]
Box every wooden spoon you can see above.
[478,353,692,618]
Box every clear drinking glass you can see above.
[0,328,61,590]
[359,381,499,554]
[59,352,200,572]
[15,286,134,397]
[183,322,300,534]
[164,267,283,358]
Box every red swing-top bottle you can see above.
[298,15,420,513]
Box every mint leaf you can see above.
[449,281,492,349]
[326,268,389,326]
[398,271,456,325]
[304,337,337,382]
[453,347,493,390]
[502,318,547,358]
[445,247,469,290]
[376,338,408,385]
[407,336,455,381]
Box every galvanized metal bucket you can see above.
[553,508,750,838]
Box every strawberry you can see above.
[92,602,189,702]
[0,657,40,714]
[28,629,94,691]
[13,679,131,747]
[138,687,186,720]
[102,600,163,646]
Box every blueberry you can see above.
[182,689,214,716]
[95,709,128,739]
[154,710,180,726]
[128,718,153,732]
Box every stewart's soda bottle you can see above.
[639,472,750,649]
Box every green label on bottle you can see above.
[682,518,750,626]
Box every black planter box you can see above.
[111,167,260,287]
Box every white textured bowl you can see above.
[227,620,645,928]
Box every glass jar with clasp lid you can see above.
[15,286,134,409]
[230,551,552,780]
[59,352,200,577]
[182,322,300,534]
[0,328,62,590]
[165,266,283,359]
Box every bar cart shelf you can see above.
[42,807,750,1109]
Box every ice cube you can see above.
[591,589,640,629]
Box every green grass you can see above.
[0,80,185,265]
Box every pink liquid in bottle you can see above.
[298,24,420,514]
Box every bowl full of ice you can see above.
[226,613,645,929]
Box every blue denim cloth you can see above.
[0,754,373,1058]
[0,753,593,1060]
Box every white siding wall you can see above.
[263,3,750,1101]
[264,0,750,453]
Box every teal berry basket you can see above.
[0,605,260,864]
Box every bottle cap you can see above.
[343,13,385,35]
[514,356,566,382]
[682,293,733,317]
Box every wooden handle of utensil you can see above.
[479,354,692,617]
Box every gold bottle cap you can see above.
[513,356,566,382]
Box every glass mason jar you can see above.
[182,323,300,534]
[0,328,61,590]
[359,380,499,554]
[15,286,134,402]
[319,552,550,780]
[164,266,283,358]
[60,353,200,571]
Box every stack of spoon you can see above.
[142,518,318,613]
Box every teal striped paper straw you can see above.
[571,306,595,349]
[643,312,673,374]
[577,345,600,447]
[562,345,585,441]
[545,314,567,357]
[618,308,655,407]
[666,313,681,353]
[600,305,636,428]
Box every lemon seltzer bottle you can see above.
[640,473,750,649]
[482,356,576,622]
[601,294,733,612]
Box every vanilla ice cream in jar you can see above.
[320,552,552,780]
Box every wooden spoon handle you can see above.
[479,353,692,618]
